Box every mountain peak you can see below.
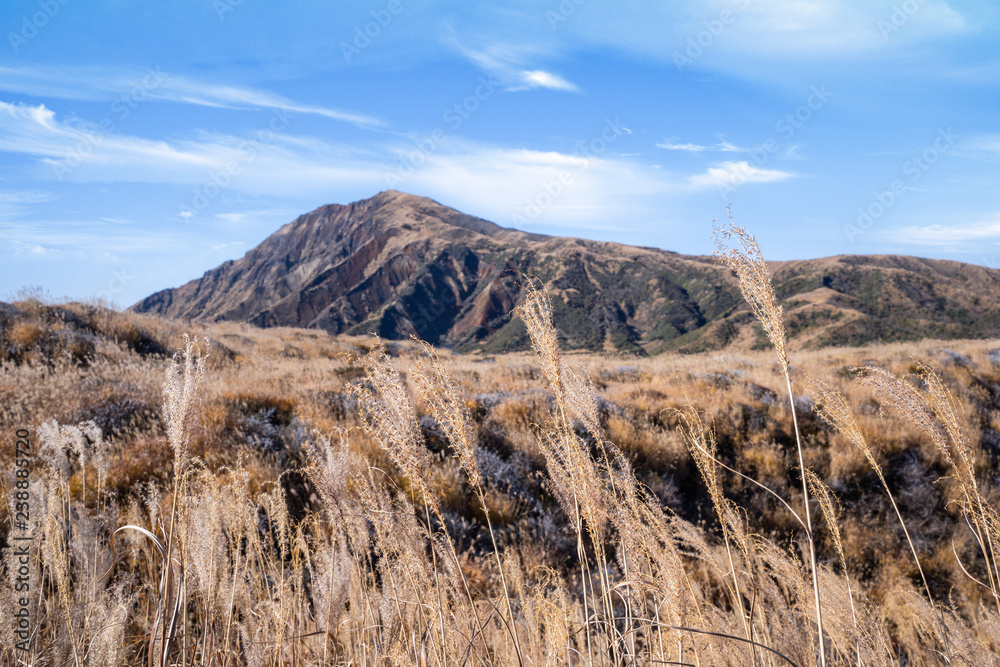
[275,190,519,242]
[133,193,1000,354]
[368,190,516,238]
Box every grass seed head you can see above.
[805,374,883,478]
[713,209,788,376]
[350,341,437,511]
[162,334,209,476]
[515,281,563,395]
[852,366,952,465]
[411,339,482,490]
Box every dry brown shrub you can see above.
[4,285,1000,665]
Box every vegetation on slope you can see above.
[131,191,1000,355]
[2,227,1000,664]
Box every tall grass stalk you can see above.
[714,210,826,667]
[805,373,948,660]
[410,338,525,666]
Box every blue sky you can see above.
[1,0,998,307]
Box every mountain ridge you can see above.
[132,191,1000,354]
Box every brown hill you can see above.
[131,191,1000,354]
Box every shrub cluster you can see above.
[1,224,999,665]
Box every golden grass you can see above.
[1,244,1000,664]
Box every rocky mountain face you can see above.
[132,191,1000,354]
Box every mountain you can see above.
[132,191,1000,355]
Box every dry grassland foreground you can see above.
[2,256,1000,664]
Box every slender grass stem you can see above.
[784,373,826,667]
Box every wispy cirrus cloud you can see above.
[392,141,674,229]
[888,217,1000,245]
[0,101,383,192]
[0,101,682,228]
[0,101,223,170]
[156,77,385,127]
[658,142,709,152]
[687,160,795,188]
[0,189,58,206]
[658,138,743,152]
[518,70,580,92]
[0,65,384,128]
[0,189,58,218]
[0,217,189,256]
[577,0,968,66]
[423,0,971,87]
[450,42,581,92]
[971,134,1000,153]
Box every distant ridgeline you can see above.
[132,191,1000,355]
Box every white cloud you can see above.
[715,139,742,152]
[211,241,247,250]
[687,161,796,188]
[0,101,728,234]
[450,43,581,93]
[972,135,1000,153]
[0,190,57,204]
[0,218,190,256]
[455,0,973,83]
[889,218,1000,245]
[658,138,744,152]
[718,1,965,54]
[159,77,384,127]
[519,70,580,92]
[392,140,681,230]
[0,65,384,128]
[0,100,684,230]
[657,142,708,152]
[783,144,805,160]
[0,101,383,194]
[1,239,51,257]
[0,189,57,219]
[211,208,303,225]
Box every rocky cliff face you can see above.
[132,191,1000,354]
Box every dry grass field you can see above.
[2,230,1000,665]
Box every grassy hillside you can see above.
[3,288,1000,664]
[132,191,1000,356]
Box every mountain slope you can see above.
[132,191,1000,354]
